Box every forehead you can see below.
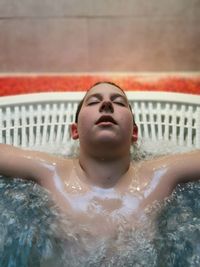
[85,83,127,98]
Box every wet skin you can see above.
[42,156,176,235]
[0,83,200,236]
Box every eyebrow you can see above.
[84,93,102,101]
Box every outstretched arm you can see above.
[169,150,200,184]
[0,143,59,185]
[148,150,200,188]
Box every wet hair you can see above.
[74,81,136,124]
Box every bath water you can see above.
[0,141,200,267]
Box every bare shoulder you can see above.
[54,156,74,171]
[129,152,200,202]
[27,152,74,186]
[135,149,200,185]
[144,150,200,170]
[25,150,74,173]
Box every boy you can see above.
[0,82,200,236]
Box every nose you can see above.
[99,101,114,113]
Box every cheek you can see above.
[118,113,134,139]
[77,109,95,132]
[119,111,133,128]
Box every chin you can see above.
[95,136,123,147]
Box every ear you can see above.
[132,124,138,143]
[70,123,79,140]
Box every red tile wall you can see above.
[0,74,199,96]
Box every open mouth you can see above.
[95,115,117,125]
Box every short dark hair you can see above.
[75,98,85,123]
[74,81,136,124]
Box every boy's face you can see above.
[71,83,138,152]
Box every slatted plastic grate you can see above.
[132,102,200,147]
[0,102,78,148]
[0,92,200,150]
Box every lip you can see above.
[95,115,117,125]
[97,121,115,126]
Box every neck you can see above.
[77,151,131,188]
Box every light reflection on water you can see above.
[1,178,200,266]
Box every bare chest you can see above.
[53,162,171,234]
[60,190,145,235]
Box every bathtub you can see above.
[0,91,200,267]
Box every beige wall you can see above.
[0,0,199,72]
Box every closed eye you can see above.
[87,101,100,106]
[113,101,126,106]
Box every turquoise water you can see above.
[1,176,200,267]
